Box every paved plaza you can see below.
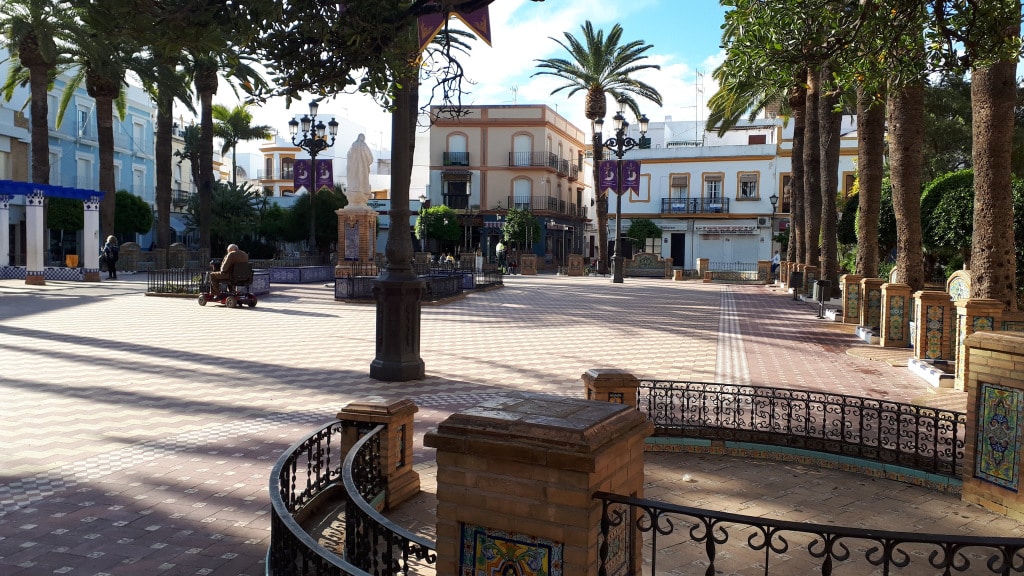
[0,273,1013,575]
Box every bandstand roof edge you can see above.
[0,179,106,200]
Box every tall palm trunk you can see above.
[819,64,842,283]
[970,56,1019,309]
[788,83,807,264]
[88,72,119,240]
[195,60,217,253]
[887,81,925,290]
[856,84,884,278]
[803,67,822,267]
[155,91,173,249]
[21,33,51,184]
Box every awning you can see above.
[0,179,106,200]
[441,170,472,182]
[169,215,189,232]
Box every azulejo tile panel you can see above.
[976,382,1023,491]
[460,524,563,576]
[925,304,945,359]
[867,288,882,328]
[846,284,860,315]
[888,295,905,339]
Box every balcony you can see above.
[567,164,580,182]
[443,151,469,166]
[508,151,561,169]
[506,195,587,218]
[661,197,731,214]
[255,169,295,181]
[171,188,192,208]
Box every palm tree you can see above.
[212,103,272,186]
[533,21,662,275]
[0,0,79,184]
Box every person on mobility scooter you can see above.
[198,243,257,308]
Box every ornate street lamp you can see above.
[596,98,648,284]
[769,192,779,247]
[418,193,430,254]
[289,99,339,255]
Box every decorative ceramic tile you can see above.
[948,275,970,302]
[1002,321,1024,333]
[888,295,905,340]
[846,284,861,317]
[976,383,1022,491]
[866,288,882,329]
[925,305,945,359]
[460,524,563,576]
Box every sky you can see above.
[227,0,730,155]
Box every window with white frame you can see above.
[738,173,759,199]
[670,174,689,198]
[704,174,722,200]
[77,106,94,139]
[76,156,94,189]
[49,151,60,185]
[640,237,663,254]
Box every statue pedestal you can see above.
[335,208,379,278]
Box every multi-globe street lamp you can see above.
[596,99,648,284]
[288,100,339,254]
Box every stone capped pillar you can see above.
[914,290,954,361]
[880,282,912,348]
[82,196,101,282]
[25,189,46,285]
[802,265,819,298]
[582,368,641,409]
[860,277,885,330]
[757,260,770,284]
[839,274,863,324]
[697,258,709,276]
[336,209,379,278]
[425,392,653,576]
[779,261,791,288]
[119,242,140,273]
[955,298,1005,390]
[962,331,1024,521]
[520,253,538,275]
[337,399,420,508]
[567,253,584,276]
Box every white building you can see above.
[609,115,858,269]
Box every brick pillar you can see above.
[757,260,770,284]
[860,278,885,330]
[880,283,912,348]
[955,298,1005,390]
[697,258,709,276]
[839,274,863,324]
[520,254,538,275]
[582,368,640,409]
[425,392,653,575]
[962,331,1024,521]
[336,210,379,278]
[802,266,819,298]
[337,399,420,508]
[913,291,954,361]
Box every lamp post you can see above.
[769,192,779,250]
[418,193,430,254]
[288,99,339,255]
[596,99,648,284]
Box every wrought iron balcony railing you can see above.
[661,197,731,214]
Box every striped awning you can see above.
[441,170,472,182]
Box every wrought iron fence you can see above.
[146,268,206,295]
[268,423,436,576]
[596,491,1024,576]
[638,380,966,477]
[709,260,758,272]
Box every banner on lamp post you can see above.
[314,159,333,191]
[294,159,312,191]
[599,160,618,196]
[622,160,641,196]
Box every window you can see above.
[49,151,60,185]
[512,134,532,166]
[844,173,856,197]
[748,134,767,145]
[640,237,663,254]
[133,168,145,197]
[133,121,145,153]
[738,173,758,199]
[704,175,722,199]
[512,178,532,209]
[780,174,792,212]
[281,158,294,180]
[76,155,94,189]
[77,106,94,139]
[174,164,182,184]
[670,174,689,198]
[446,133,468,166]
[444,181,469,209]
[265,157,273,179]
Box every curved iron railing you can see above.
[341,425,436,574]
[638,380,966,477]
[268,422,436,576]
[595,491,1024,575]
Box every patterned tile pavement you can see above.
[0,273,1001,575]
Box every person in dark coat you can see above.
[102,236,119,279]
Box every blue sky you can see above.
[232,0,732,152]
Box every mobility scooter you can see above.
[198,260,257,308]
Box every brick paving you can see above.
[0,273,1009,576]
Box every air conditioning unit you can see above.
[757,217,771,227]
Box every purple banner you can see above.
[622,160,641,196]
[315,159,333,191]
[599,160,618,195]
[294,159,312,191]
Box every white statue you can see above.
[344,133,374,211]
